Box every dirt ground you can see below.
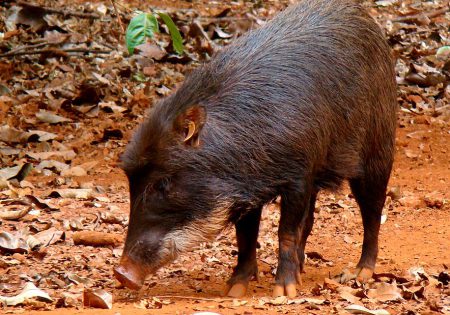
[4,122,447,313]
[0,0,449,314]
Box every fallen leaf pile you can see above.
[0,0,449,314]
[370,0,450,119]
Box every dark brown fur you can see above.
[117,0,397,294]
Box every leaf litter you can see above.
[0,0,449,313]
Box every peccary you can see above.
[114,0,397,298]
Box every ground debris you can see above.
[0,0,448,314]
[72,231,123,247]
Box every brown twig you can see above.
[400,106,422,116]
[153,295,235,302]
[393,6,449,23]
[0,48,112,57]
[16,1,100,19]
[198,16,256,22]
[109,0,125,36]
[5,42,48,54]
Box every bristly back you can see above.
[120,0,396,186]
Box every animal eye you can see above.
[154,178,170,193]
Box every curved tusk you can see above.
[184,121,196,142]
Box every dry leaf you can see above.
[0,282,52,306]
[0,231,28,253]
[61,166,87,177]
[23,195,59,212]
[0,178,8,189]
[408,266,428,281]
[34,228,65,246]
[49,188,93,199]
[302,298,327,305]
[0,163,33,181]
[324,278,342,292]
[340,291,361,304]
[27,130,58,142]
[27,150,76,161]
[232,299,248,306]
[99,101,127,113]
[36,160,69,173]
[135,43,167,60]
[36,110,71,124]
[404,149,419,159]
[0,125,35,144]
[83,289,112,309]
[366,282,403,302]
[66,273,91,285]
[345,304,390,315]
[214,27,233,39]
[0,205,32,220]
[15,5,47,32]
[268,295,288,305]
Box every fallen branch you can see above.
[16,1,100,19]
[393,6,449,23]
[73,231,123,247]
[0,48,112,58]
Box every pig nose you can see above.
[114,255,146,290]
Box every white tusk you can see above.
[184,121,196,142]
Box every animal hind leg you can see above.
[349,160,392,282]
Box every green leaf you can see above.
[126,13,159,55]
[157,12,184,55]
[133,72,147,82]
[436,46,450,60]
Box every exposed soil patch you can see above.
[0,0,449,314]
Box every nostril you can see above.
[114,259,146,291]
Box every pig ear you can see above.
[174,105,206,147]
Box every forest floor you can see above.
[0,0,449,314]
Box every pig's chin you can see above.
[160,203,232,256]
[160,225,221,257]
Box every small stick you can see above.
[154,295,236,302]
[393,6,449,23]
[400,106,422,116]
[198,16,256,22]
[6,42,48,54]
[109,0,125,36]
[16,1,100,19]
[0,48,111,57]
